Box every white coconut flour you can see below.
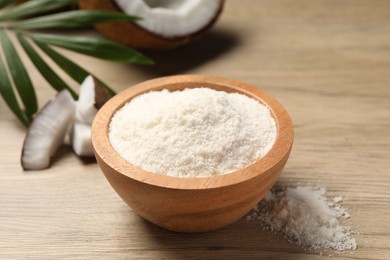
[109,88,277,177]
[247,186,357,252]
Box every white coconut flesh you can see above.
[72,75,110,157]
[63,109,84,145]
[77,75,98,125]
[72,122,93,157]
[22,90,76,170]
[114,0,220,37]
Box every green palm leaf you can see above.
[31,33,154,65]
[0,0,15,9]
[10,10,140,30]
[0,0,153,126]
[0,52,28,127]
[0,0,75,21]
[17,33,78,99]
[0,29,37,121]
[35,41,116,96]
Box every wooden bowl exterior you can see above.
[78,0,224,50]
[92,75,293,232]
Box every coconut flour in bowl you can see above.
[109,88,277,177]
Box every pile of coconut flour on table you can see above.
[247,186,357,253]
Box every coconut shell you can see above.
[93,78,112,109]
[79,0,224,50]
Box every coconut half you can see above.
[79,0,224,49]
[21,90,76,170]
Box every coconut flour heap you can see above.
[247,186,357,252]
[109,88,277,177]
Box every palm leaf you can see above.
[0,0,75,22]
[0,52,28,126]
[10,10,140,30]
[17,33,78,99]
[0,0,153,126]
[34,41,116,96]
[0,29,37,121]
[31,33,154,65]
[0,0,15,9]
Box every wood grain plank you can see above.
[1,0,389,258]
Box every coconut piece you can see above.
[77,75,111,125]
[71,76,110,157]
[79,0,224,49]
[63,123,73,146]
[21,90,76,170]
[71,122,94,157]
[63,109,84,145]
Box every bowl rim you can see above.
[92,74,293,190]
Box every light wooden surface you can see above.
[1,0,390,258]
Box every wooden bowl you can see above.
[91,75,293,233]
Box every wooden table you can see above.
[1,0,389,259]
